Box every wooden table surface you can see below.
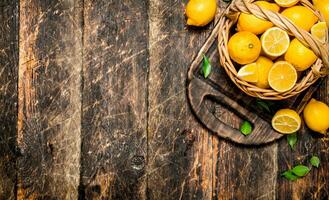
[0,0,328,199]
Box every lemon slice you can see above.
[272,109,301,134]
[311,22,328,43]
[268,61,297,92]
[261,27,290,57]
[274,0,300,7]
[237,63,258,83]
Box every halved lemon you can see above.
[237,63,258,83]
[311,22,328,43]
[261,27,290,57]
[268,61,297,92]
[272,109,301,134]
[274,0,300,7]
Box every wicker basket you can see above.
[218,0,329,100]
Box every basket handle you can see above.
[228,0,329,75]
[188,77,283,145]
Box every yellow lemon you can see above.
[261,27,290,57]
[268,61,297,92]
[185,0,217,26]
[274,0,300,7]
[284,39,318,71]
[228,31,261,65]
[237,56,273,87]
[237,63,258,83]
[311,22,328,43]
[313,0,329,27]
[303,99,329,134]
[255,56,273,88]
[281,6,318,32]
[272,109,301,134]
[237,1,280,35]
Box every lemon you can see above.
[303,99,329,134]
[261,27,290,57]
[237,63,258,83]
[281,6,318,32]
[313,0,329,27]
[237,1,280,35]
[237,56,273,87]
[272,109,301,134]
[274,0,300,7]
[268,61,297,92]
[228,31,261,65]
[311,22,328,43]
[185,0,217,26]
[255,56,273,88]
[284,39,318,71]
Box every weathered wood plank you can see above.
[147,0,223,199]
[214,141,278,200]
[0,1,19,199]
[17,0,82,199]
[80,1,149,199]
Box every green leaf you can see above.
[202,55,212,78]
[256,99,271,113]
[310,156,320,168]
[287,133,297,150]
[240,121,252,136]
[291,165,310,177]
[281,170,298,181]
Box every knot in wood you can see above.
[131,155,145,170]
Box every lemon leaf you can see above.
[202,55,212,78]
[291,165,310,177]
[310,156,320,168]
[256,99,271,113]
[281,170,298,181]
[287,132,297,150]
[240,121,252,136]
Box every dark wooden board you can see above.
[0,1,18,199]
[80,0,149,199]
[17,0,82,198]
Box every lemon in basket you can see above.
[185,0,217,27]
[281,6,318,32]
[268,61,297,92]
[228,31,261,65]
[261,27,290,57]
[274,0,299,7]
[237,1,280,35]
[255,56,273,88]
[303,98,329,134]
[313,0,329,27]
[237,63,258,83]
[311,22,328,43]
[284,39,318,71]
[237,56,273,88]
[272,109,301,134]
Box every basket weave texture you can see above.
[218,0,329,100]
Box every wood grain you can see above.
[17,0,82,199]
[80,1,149,199]
[0,0,327,199]
[0,1,19,199]
[147,0,224,199]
